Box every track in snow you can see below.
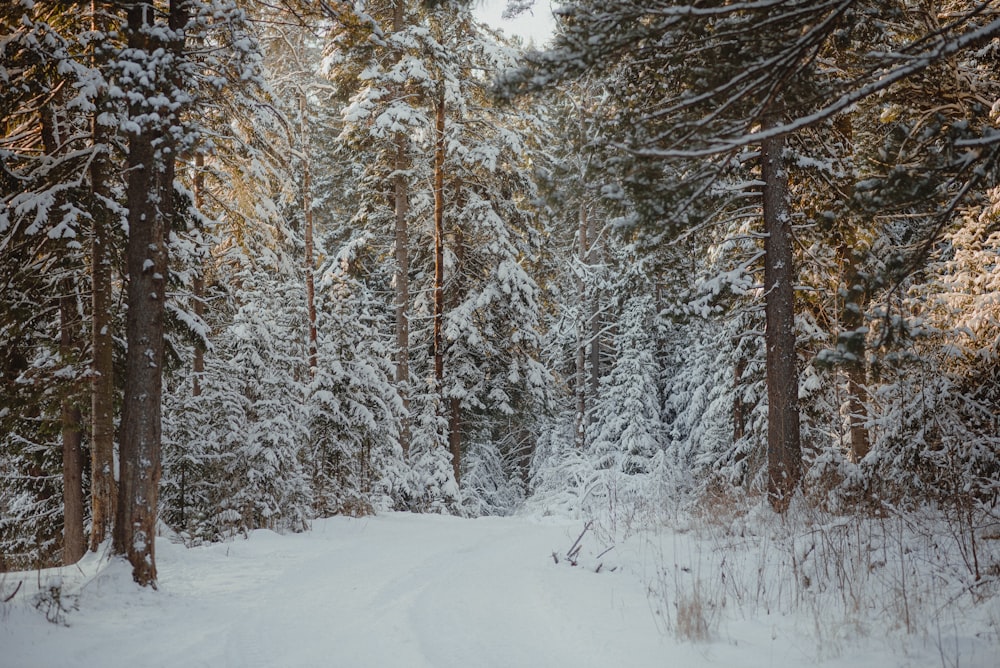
[3,514,665,668]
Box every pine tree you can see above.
[505,0,1000,511]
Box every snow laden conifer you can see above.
[328,0,548,513]
[206,271,311,536]
[586,286,663,518]
[308,262,406,516]
[0,0,121,567]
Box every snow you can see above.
[4,512,997,667]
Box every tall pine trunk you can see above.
[41,89,86,564]
[761,125,802,512]
[448,186,465,482]
[393,0,411,458]
[432,84,454,481]
[60,282,85,565]
[192,152,205,398]
[114,0,185,586]
[301,93,318,372]
[839,247,871,462]
[574,204,589,450]
[89,0,116,550]
[586,210,600,400]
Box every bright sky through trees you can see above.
[474,0,556,47]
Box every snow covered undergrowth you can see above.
[3,510,999,667]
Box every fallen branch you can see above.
[3,580,23,603]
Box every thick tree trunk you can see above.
[114,0,185,587]
[60,285,85,565]
[89,0,117,553]
[393,0,411,457]
[761,128,801,513]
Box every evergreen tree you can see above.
[505,0,1000,511]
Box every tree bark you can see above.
[449,397,461,486]
[733,357,747,445]
[393,0,411,457]
[40,85,86,564]
[114,0,185,587]
[60,284,85,565]
[89,0,117,550]
[574,203,589,450]
[586,209,601,400]
[761,127,802,513]
[433,85,446,394]
[447,186,465,483]
[839,247,870,462]
[301,93,318,372]
[433,83,453,478]
[192,152,205,398]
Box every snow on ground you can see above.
[2,512,998,667]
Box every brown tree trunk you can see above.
[586,210,600,400]
[449,397,461,486]
[574,204,589,450]
[733,357,747,445]
[60,285,85,565]
[433,85,446,393]
[301,93,318,372]
[192,152,205,398]
[89,0,116,551]
[846,366,869,461]
[839,247,871,462]
[393,0,411,457]
[433,83,453,478]
[447,188,465,484]
[114,0,185,587]
[761,127,802,513]
[40,85,86,564]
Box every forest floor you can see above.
[2,510,999,667]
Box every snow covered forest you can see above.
[3,0,1000,664]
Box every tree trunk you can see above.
[839,247,871,462]
[448,187,465,483]
[301,93,318,372]
[733,357,747,445]
[114,0,185,587]
[89,0,117,553]
[393,0,411,457]
[192,152,205,398]
[574,203,589,449]
[761,127,801,513]
[846,365,870,461]
[40,85,86,564]
[586,209,601,400]
[60,284,85,565]
[449,397,461,486]
[433,85,446,393]
[433,83,452,478]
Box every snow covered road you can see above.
[4,514,665,668]
[5,512,997,667]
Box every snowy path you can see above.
[6,512,996,667]
[4,514,666,668]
